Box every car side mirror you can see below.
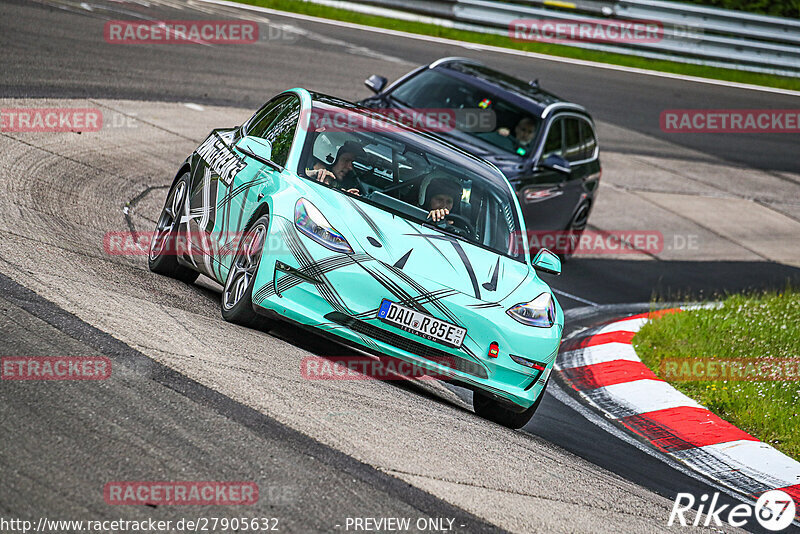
[532,248,561,275]
[540,154,571,174]
[236,136,280,170]
[237,135,272,160]
[364,74,387,94]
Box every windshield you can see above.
[299,103,525,261]
[389,69,541,158]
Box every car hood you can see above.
[324,195,535,303]
[477,153,526,181]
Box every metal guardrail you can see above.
[312,0,800,77]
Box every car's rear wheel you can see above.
[221,215,269,328]
[148,172,199,284]
[473,379,548,429]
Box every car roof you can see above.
[428,58,587,119]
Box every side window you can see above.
[579,120,597,160]
[542,119,563,158]
[245,95,293,139]
[563,118,583,162]
[261,98,300,167]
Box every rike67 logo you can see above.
[669,490,796,531]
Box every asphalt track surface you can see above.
[4,0,800,175]
[1,1,799,533]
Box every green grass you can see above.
[633,289,800,459]
[235,0,800,92]
[680,0,799,20]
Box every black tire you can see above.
[559,202,591,261]
[220,214,269,328]
[148,172,199,284]
[473,378,548,429]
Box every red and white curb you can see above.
[555,309,800,517]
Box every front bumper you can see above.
[252,215,563,409]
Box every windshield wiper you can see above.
[386,94,412,108]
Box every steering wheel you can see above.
[359,182,375,196]
[437,213,475,239]
[347,168,373,196]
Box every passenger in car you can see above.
[306,141,365,195]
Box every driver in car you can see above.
[497,116,536,151]
[474,115,537,156]
[419,175,462,223]
[306,141,364,195]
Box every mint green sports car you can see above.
[148,89,564,428]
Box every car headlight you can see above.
[506,293,555,328]
[294,198,353,254]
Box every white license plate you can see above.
[377,299,466,348]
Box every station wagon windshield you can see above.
[389,69,542,158]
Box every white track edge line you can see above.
[544,379,759,510]
[564,315,800,512]
[552,288,599,307]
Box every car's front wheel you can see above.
[221,214,269,328]
[148,172,199,284]
[473,379,548,429]
[560,202,591,261]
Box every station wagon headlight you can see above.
[507,293,555,328]
[295,198,353,254]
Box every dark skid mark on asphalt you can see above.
[124,184,169,237]
[0,270,506,534]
